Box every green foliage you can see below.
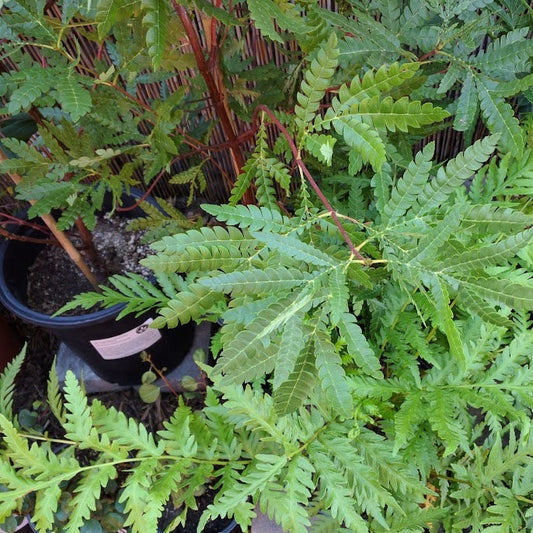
[1,1,533,532]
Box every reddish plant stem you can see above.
[419,49,438,62]
[144,353,180,399]
[253,105,365,261]
[0,225,57,246]
[171,1,251,201]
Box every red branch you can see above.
[171,1,251,201]
[253,105,365,261]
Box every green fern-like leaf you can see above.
[201,454,286,530]
[338,313,381,377]
[429,276,466,371]
[203,203,292,232]
[119,458,162,533]
[274,341,316,416]
[328,267,349,326]
[315,330,352,418]
[295,33,339,131]
[65,465,117,533]
[142,0,168,69]
[439,228,533,272]
[199,267,312,296]
[152,283,223,328]
[411,135,498,216]
[328,62,421,116]
[55,74,92,121]
[476,78,524,157]
[47,361,66,425]
[260,455,314,533]
[252,231,336,267]
[215,289,316,383]
[63,372,93,442]
[331,114,387,171]
[347,96,449,132]
[95,0,128,39]
[472,27,533,76]
[0,346,25,422]
[247,0,305,42]
[273,315,306,389]
[459,276,533,311]
[309,444,368,532]
[381,142,435,224]
[460,205,533,235]
[454,70,478,132]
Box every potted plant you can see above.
[0,0,532,531]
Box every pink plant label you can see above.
[90,318,162,360]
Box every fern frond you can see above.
[454,70,478,132]
[327,267,349,326]
[328,62,420,115]
[460,205,533,235]
[149,226,249,253]
[215,289,316,383]
[309,445,368,532]
[274,341,316,416]
[201,454,286,530]
[63,372,93,442]
[295,33,339,131]
[152,283,223,328]
[427,389,469,456]
[90,400,162,457]
[381,142,435,224]
[260,455,314,533]
[331,115,386,171]
[476,78,524,156]
[252,231,336,267]
[199,267,312,296]
[407,203,466,264]
[202,203,292,232]
[247,0,304,43]
[95,0,128,39]
[56,273,169,319]
[273,315,306,389]
[472,27,533,76]
[141,0,168,69]
[429,276,466,371]
[338,313,381,377]
[347,96,449,132]
[119,458,162,533]
[459,276,533,311]
[34,484,62,533]
[439,228,533,272]
[47,361,66,425]
[315,330,352,418]
[65,465,117,533]
[0,346,25,422]
[411,135,498,216]
[460,289,514,328]
[393,392,425,454]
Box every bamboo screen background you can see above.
[0,2,480,217]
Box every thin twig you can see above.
[253,105,366,261]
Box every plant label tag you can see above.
[90,319,162,360]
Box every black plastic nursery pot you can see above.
[0,192,195,385]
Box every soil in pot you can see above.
[0,195,196,385]
[27,216,151,315]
